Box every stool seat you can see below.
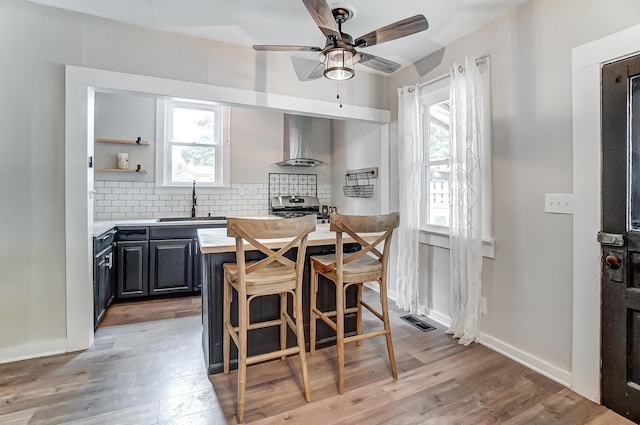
[310,254,383,282]
[224,262,297,295]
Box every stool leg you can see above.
[336,280,345,395]
[280,293,287,361]
[356,283,363,346]
[379,277,397,380]
[295,289,311,402]
[223,278,231,375]
[237,295,248,423]
[310,267,318,356]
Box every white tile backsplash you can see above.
[94,181,332,220]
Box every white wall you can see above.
[331,120,384,214]
[0,0,387,362]
[94,92,156,182]
[389,0,640,386]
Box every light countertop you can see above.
[92,218,226,237]
[197,224,382,254]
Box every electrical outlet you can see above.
[545,193,574,214]
[480,297,487,315]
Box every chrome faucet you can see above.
[191,180,197,218]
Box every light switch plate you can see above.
[545,193,574,214]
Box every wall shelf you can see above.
[343,167,378,198]
[95,168,148,173]
[95,137,149,145]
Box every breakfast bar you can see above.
[197,223,362,374]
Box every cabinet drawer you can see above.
[150,226,196,240]
[117,226,149,241]
[94,229,116,252]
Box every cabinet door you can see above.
[193,239,202,291]
[117,241,149,298]
[94,246,113,327]
[149,239,193,294]
[106,249,115,307]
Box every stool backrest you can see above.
[324,212,400,275]
[226,215,316,282]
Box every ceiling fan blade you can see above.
[301,0,341,40]
[354,15,428,48]
[358,53,401,74]
[253,45,322,52]
[307,62,326,80]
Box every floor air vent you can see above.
[400,315,436,332]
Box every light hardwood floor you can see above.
[0,293,633,424]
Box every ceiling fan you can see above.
[253,0,429,81]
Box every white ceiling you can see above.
[26,0,530,74]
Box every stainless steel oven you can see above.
[270,196,330,223]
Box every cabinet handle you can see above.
[98,229,117,241]
[105,252,113,269]
[189,244,192,256]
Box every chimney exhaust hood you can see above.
[276,114,328,167]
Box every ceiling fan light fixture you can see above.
[324,48,355,81]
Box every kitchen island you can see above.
[197,224,369,374]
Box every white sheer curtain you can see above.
[396,86,420,313]
[446,57,490,346]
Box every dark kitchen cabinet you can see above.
[93,229,116,328]
[112,223,224,300]
[149,239,193,294]
[117,240,149,298]
[116,226,149,299]
[201,243,360,374]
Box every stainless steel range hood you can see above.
[276,114,328,167]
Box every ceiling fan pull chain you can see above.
[337,81,343,108]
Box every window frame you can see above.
[417,77,495,258]
[156,99,230,188]
[419,85,452,234]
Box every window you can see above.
[417,79,494,257]
[157,99,230,187]
[419,85,451,230]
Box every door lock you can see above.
[605,254,620,269]
[604,249,624,282]
[597,231,624,247]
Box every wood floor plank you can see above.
[0,408,35,425]
[585,409,637,425]
[0,293,633,424]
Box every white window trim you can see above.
[417,75,494,258]
[419,227,496,259]
[420,85,451,228]
[155,98,231,189]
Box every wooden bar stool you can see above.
[309,212,400,394]
[223,215,316,423]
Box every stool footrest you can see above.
[360,300,383,321]
[247,346,301,365]
[345,329,388,344]
[312,307,337,331]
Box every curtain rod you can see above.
[415,54,490,90]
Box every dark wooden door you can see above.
[117,241,149,298]
[601,53,640,422]
[149,239,193,294]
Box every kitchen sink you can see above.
[157,216,226,222]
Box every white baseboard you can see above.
[0,338,67,364]
[425,309,452,328]
[478,333,572,387]
[367,285,572,388]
